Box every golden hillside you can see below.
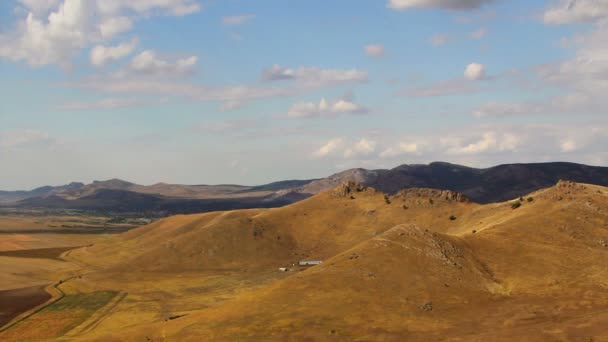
[3,181,608,341]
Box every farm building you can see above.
[299,260,323,266]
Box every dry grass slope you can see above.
[4,180,608,341]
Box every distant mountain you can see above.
[0,178,316,204]
[2,162,608,214]
[296,162,608,203]
[17,189,300,215]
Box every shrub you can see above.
[527,197,534,202]
[429,199,434,205]
[511,202,522,209]
[384,194,391,204]
[449,215,457,221]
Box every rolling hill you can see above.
[27,179,604,341]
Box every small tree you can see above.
[384,194,391,204]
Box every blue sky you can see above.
[1,0,607,190]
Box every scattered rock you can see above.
[420,302,433,312]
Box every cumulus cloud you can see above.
[16,0,61,15]
[344,139,376,158]
[99,16,133,39]
[262,65,368,86]
[222,14,254,26]
[365,44,386,57]
[388,0,495,11]
[127,50,198,76]
[464,63,487,80]
[380,142,420,158]
[561,139,578,152]
[313,138,344,158]
[544,0,608,25]
[309,123,608,165]
[90,39,137,66]
[445,132,520,154]
[0,0,200,67]
[287,96,369,119]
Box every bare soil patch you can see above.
[0,285,51,327]
[0,247,81,260]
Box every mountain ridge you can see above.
[2,161,607,214]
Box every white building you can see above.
[299,260,323,266]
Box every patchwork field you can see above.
[0,211,146,337]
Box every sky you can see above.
[1,0,607,190]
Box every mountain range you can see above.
[2,161,608,215]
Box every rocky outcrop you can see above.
[332,181,373,198]
[395,188,469,203]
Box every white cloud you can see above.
[99,16,133,39]
[544,0,608,25]
[306,124,607,164]
[90,39,137,66]
[470,28,487,39]
[365,44,386,57]
[430,34,450,46]
[127,50,198,76]
[16,0,61,15]
[445,132,521,154]
[0,0,200,67]
[262,65,368,86]
[561,139,578,152]
[287,96,369,119]
[344,139,376,158]
[313,138,344,158]
[380,142,420,158]
[388,0,495,11]
[222,14,254,26]
[464,63,487,80]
